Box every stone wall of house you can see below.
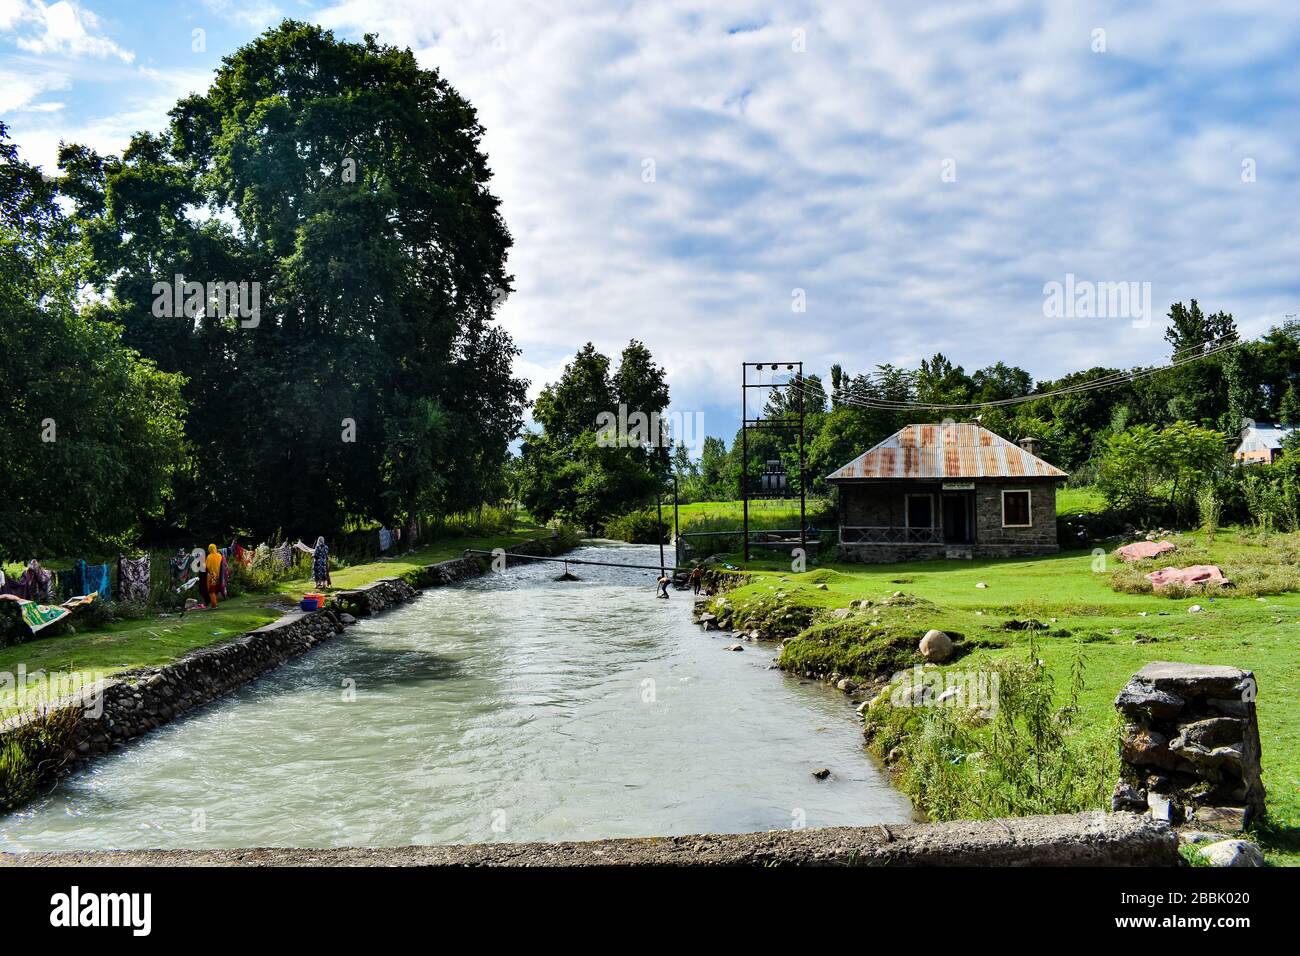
[1112,662,1265,832]
[838,543,947,564]
[973,479,1058,549]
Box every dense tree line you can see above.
[0,22,525,559]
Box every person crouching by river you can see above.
[204,544,222,609]
[656,573,671,599]
[312,536,331,589]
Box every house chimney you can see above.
[1018,436,1042,457]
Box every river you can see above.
[0,542,911,850]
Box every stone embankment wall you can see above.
[0,533,572,799]
[2,810,1178,867]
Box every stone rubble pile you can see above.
[1112,661,1265,835]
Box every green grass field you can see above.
[712,530,1300,864]
[0,527,548,719]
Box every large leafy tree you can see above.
[0,125,187,559]
[519,341,669,530]
[58,21,524,537]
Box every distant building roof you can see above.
[826,423,1068,481]
[1236,422,1294,453]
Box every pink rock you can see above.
[1145,565,1229,591]
[1117,540,1177,562]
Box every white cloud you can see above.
[0,67,66,112]
[306,0,1300,425]
[4,0,134,62]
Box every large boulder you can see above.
[1145,565,1229,591]
[919,629,954,663]
[1199,840,1265,867]
[1116,540,1176,562]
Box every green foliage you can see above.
[0,124,188,560]
[1097,421,1229,524]
[519,341,670,532]
[602,509,668,544]
[1196,484,1222,540]
[877,638,1119,820]
[0,706,83,811]
[51,22,523,539]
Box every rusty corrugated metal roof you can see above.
[826,423,1068,481]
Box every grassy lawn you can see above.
[676,499,832,530]
[712,530,1300,864]
[1056,485,1108,515]
[0,526,548,719]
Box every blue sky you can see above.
[3,0,1299,443]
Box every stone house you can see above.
[826,423,1068,562]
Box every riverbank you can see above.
[0,530,578,811]
[0,811,1177,866]
[0,527,565,719]
[696,534,1300,865]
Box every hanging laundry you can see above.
[273,544,293,570]
[7,562,55,601]
[378,528,394,552]
[0,594,70,634]
[76,560,112,600]
[117,555,151,603]
[219,552,230,598]
[53,567,76,601]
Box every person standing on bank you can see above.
[204,544,222,609]
[312,536,331,589]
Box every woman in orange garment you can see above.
[204,544,222,609]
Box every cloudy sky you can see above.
[3,0,1299,441]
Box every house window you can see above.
[1002,490,1032,527]
[906,494,934,528]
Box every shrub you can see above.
[0,706,83,811]
[1196,484,1222,541]
[870,636,1118,820]
[602,509,668,544]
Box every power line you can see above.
[768,333,1245,413]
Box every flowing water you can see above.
[0,542,911,850]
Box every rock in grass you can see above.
[974,582,988,589]
[1199,840,1265,867]
[919,629,954,663]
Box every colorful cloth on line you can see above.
[0,593,87,633]
[272,545,293,570]
[118,555,151,603]
[76,560,111,601]
[379,528,394,552]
